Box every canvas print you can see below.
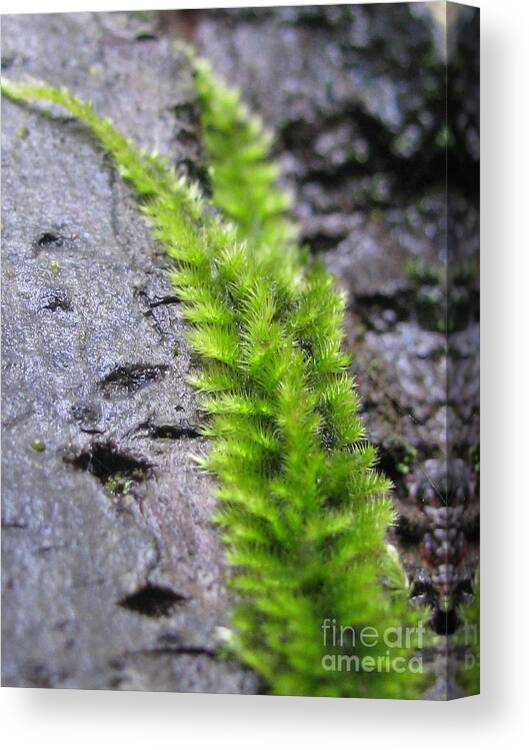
[1,2,479,700]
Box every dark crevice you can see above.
[37,231,64,247]
[134,290,182,337]
[32,228,79,255]
[134,32,158,42]
[376,444,417,486]
[1,519,28,529]
[304,233,344,253]
[38,287,72,312]
[149,422,201,440]
[64,440,152,488]
[410,579,432,601]
[121,633,217,658]
[395,515,424,544]
[98,363,169,398]
[1,55,15,70]
[352,287,478,334]
[129,646,217,658]
[118,584,187,618]
[279,104,459,200]
[431,608,459,636]
[131,415,202,440]
[149,295,180,308]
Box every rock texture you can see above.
[1,12,256,693]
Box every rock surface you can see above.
[1,12,256,693]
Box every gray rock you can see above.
[1,12,256,693]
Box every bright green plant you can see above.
[2,68,429,698]
[193,54,300,258]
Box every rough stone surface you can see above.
[1,12,256,693]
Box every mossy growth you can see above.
[105,473,132,496]
[47,259,61,276]
[396,456,414,475]
[2,65,430,699]
[194,54,300,260]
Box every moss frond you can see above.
[2,67,430,699]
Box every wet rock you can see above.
[1,12,256,693]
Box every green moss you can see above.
[194,56,299,261]
[105,473,132,496]
[47,259,61,275]
[2,70,430,699]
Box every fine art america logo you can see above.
[321,619,426,674]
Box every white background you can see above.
[1,0,527,747]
